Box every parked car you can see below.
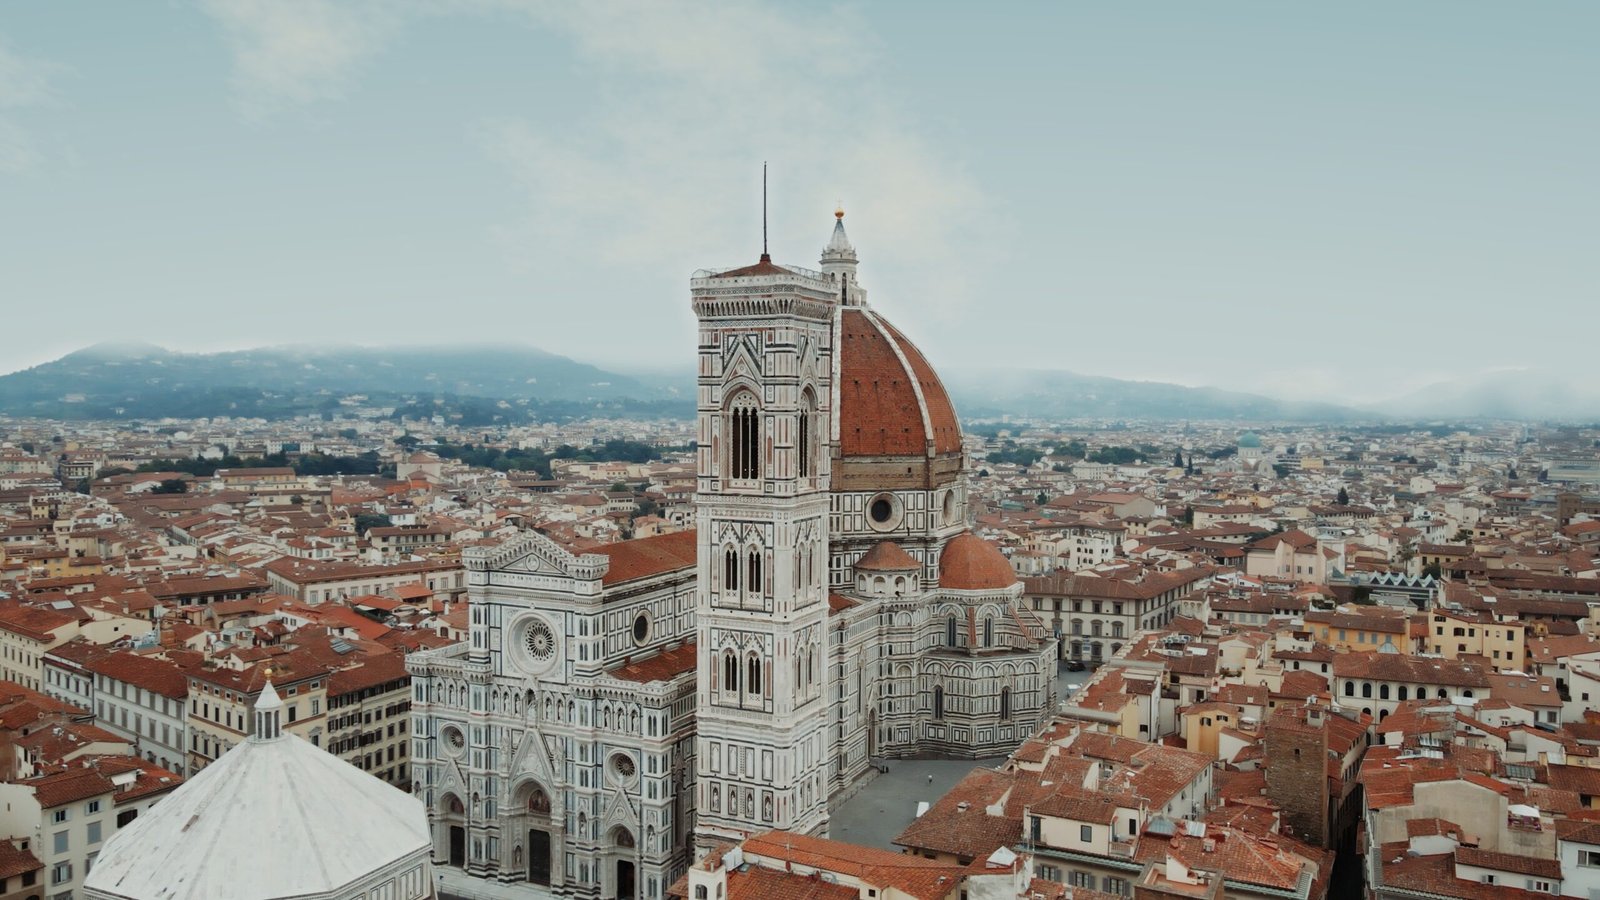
[1064,660,1086,672]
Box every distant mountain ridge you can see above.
[942,368,1364,423]
[0,342,683,421]
[2,343,1578,423]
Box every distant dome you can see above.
[1238,432,1263,448]
[83,682,430,900]
[939,533,1018,590]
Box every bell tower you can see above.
[691,211,838,850]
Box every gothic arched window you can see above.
[983,617,994,648]
[747,654,763,697]
[724,547,739,593]
[728,393,761,481]
[947,615,958,647]
[798,391,816,480]
[747,549,762,598]
[723,651,739,695]
[999,687,1011,721]
[933,685,945,720]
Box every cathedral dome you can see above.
[836,307,962,459]
[938,533,1018,590]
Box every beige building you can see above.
[0,608,82,692]
[186,658,328,774]
[327,651,412,790]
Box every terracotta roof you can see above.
[836,308,961,458]
[854,540,919,572]
[709,256,795,279]
[600,530,697,586]
[743,831,965,900]
[939,533,1017,590]
[0,840,41,879]
[1454,846,1561,879]
[610,642,697,684]
[85,652,189,699]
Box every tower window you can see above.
[724,547,739,593]
[933,685,945,720]
[999,687,1011,721]
[798,398,813,479]
[729,395,761,481]
[747,549,762,599]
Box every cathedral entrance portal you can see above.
[616,860,636,900]
[528,829,552,885]
[448,826,465,868]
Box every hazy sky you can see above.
[1,2,1595,404]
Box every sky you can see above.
[1,1,1595,406]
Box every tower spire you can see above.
[761,162,770,262]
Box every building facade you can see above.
[407,211,1057,899]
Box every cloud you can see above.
[476,1,992,328]
[0,41,61,173]
[191,0,993,354]
[198,0,402,115]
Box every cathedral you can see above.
[407,209,1058,899]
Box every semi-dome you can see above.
[836,306,962,459]
[938,533,1018,590]
[83,682,431,900]
[854,540,920,572]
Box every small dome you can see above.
[855,540,919,572]
[939,533,1018,590]
[1238,432,1262,448]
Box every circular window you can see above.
[942,490,957,524]
[866,493,902,532]
[524,620,556,660]
[632,612,650,645]
[611,753,637,781]
[442,725,466,756]
[513,616,561,674]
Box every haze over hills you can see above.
[0,343,1588,423]
[0,342,683,422]
[1374,370,1600,421]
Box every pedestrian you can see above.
[927,774,933,784]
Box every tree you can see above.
[395,434,421,449]
[1173,448,1185,468]
[354,514,393,535]
[153,479,188,495]
[1035,492,1048,506]
[1336,487,1350,506]
[1507,466,1519,481]
[1421,562,1442,580]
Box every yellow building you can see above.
[1429,609,1526,671]
[1305,607,1410,654]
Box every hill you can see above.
[0,343,686,421]
[943,368,1364,423]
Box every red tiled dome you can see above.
[938,533,1018,590]
[855,540,920,572]
[836,307,962,459]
